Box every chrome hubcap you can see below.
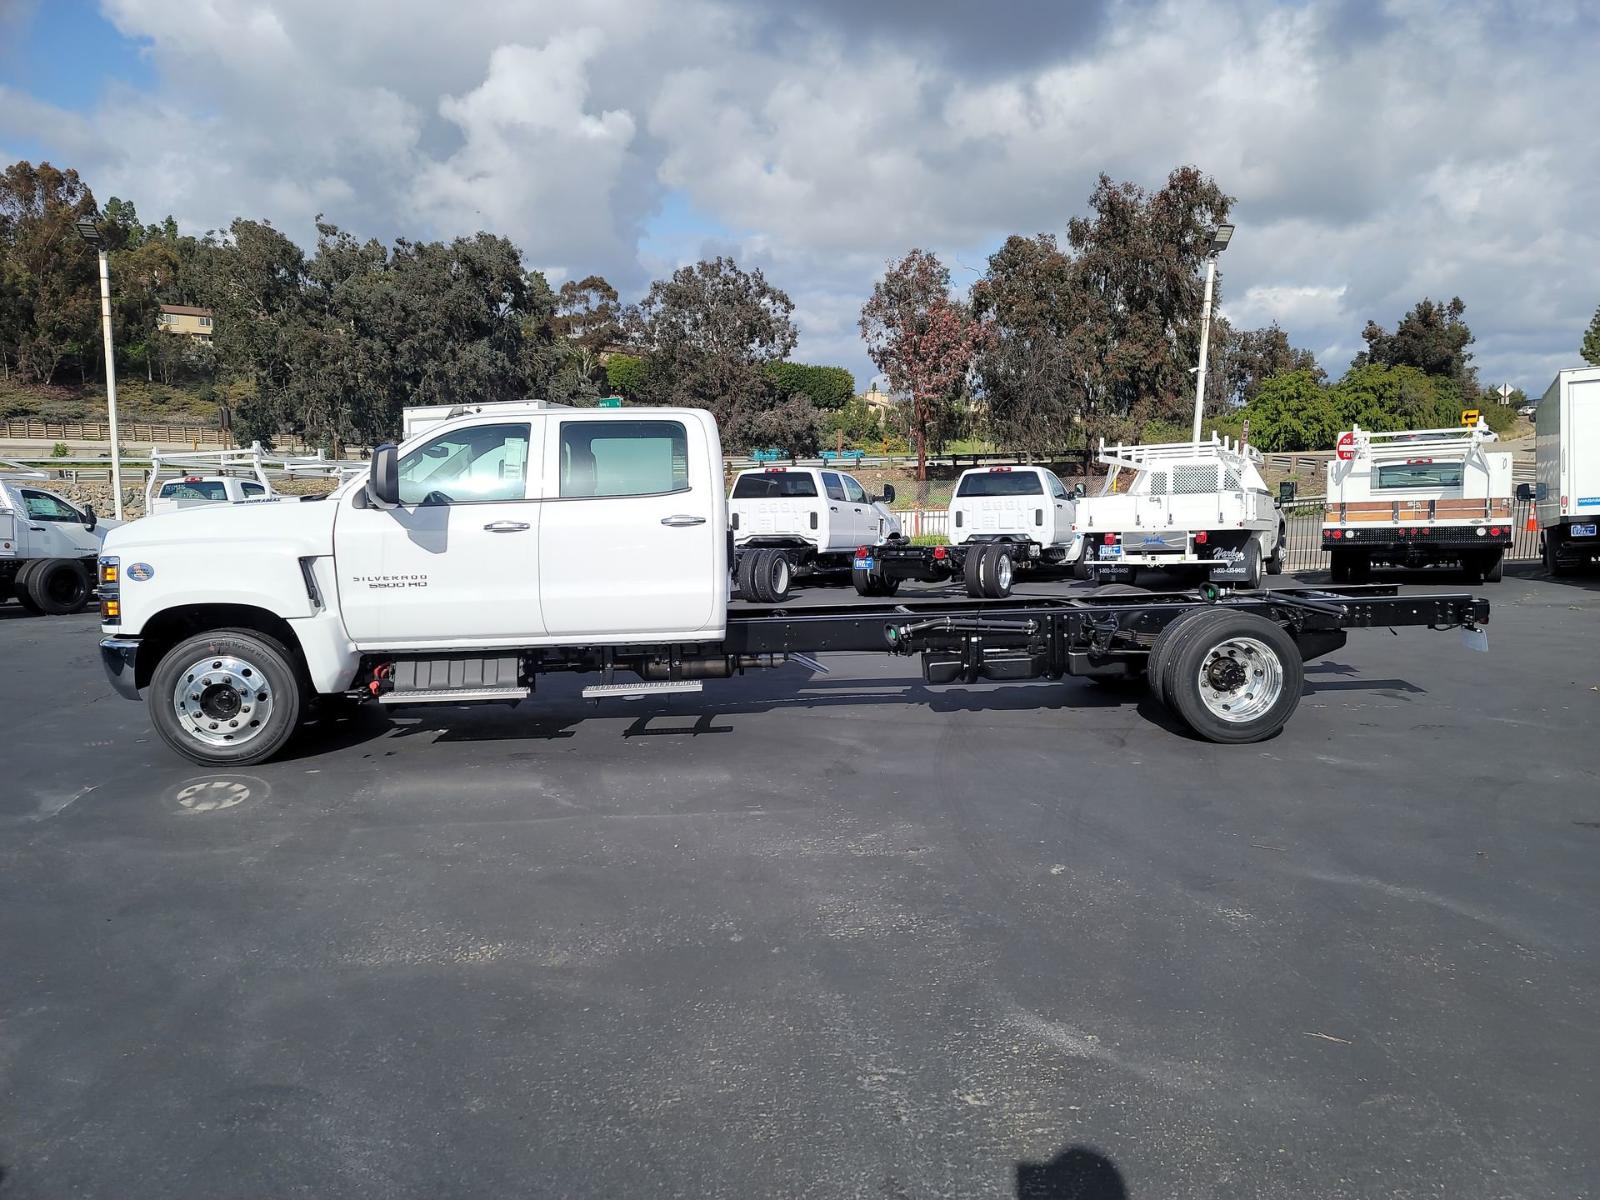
[171,655,273,748]
[1196,636,1283,722]
[996,553,1013,590]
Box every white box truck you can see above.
[1520,367,1600,574]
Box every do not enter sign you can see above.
[1336,431,1356,461]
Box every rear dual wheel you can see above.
[13,558,91,615]
[962,544,1016,599]
[737,549,793,603]
[1147,609,1303,743]
[851,559,900,597]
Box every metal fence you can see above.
[895,499,1542,568]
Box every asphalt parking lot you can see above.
[2,569,1598,1199]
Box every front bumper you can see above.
[100,636,141,700]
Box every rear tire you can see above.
[1484,551,1503,583]
[851,564,876,596]
[13,561,45,614]
[1146,608,1217,709]
[1266,524,1286,575]
[963,547,985,597]
[148,628,305,766]
[981,544,1016,598]
[1164,610,1304,744]
[1240,538,1264,590]
[27,558,91,615]
[752,549,791,602]
[736,551,763,601]
[1329,549,1351,584]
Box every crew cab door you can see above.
[538,414,720,638]
[334,420,545,646]
[840,474,877,544]
[819,471,851,550]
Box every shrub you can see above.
[51,441,69,457]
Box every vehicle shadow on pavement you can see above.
[1302,661,1427,696]
[1015,1145,1127,1198]
[300,675,1214,752]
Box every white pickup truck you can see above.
[144,443,351,515]
[728,466,902,601]
[859,465,1087,598]
[1075,435,1285,588]
[1,462,120,614]
[95,402,1493,764]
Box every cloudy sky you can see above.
[2,0,1596,394]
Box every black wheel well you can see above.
[135,604,305,690]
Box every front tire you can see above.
[148,629,305,766]
[1266,524,1286,575]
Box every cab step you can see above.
[379,685,530,705]
[581,680,704,700]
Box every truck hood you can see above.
[106,493,338,557]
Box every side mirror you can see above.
[1515,482,1536,502]
[83,503,97,531]
[1074,483,1087,498]
[1278,481,1297,505]
[879,484,896,505]
[369,444,400,506]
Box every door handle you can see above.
[483,520,530,532]
[30,525,46,532]
[660,514,707,527]
[830,506,839,511]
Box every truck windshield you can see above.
[957,472,1042,497]
[1376,463,1465,489]
[158,480,229,501]
[732,473,818,498]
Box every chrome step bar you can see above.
[581,680,704,700]
[378,685,531,705]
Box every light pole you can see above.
[74,214,124,520]
[1191,222,1235,446]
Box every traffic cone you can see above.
[1525,513,1538,532]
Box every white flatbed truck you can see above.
[728,465,903,601]
[1520,367,1600,575]
[1321,420,1513,583]
[1075,436,1286,588]
[95,403,1491,765]
[1,461,120,614]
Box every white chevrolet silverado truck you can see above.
[727,465,902,601]
[97,402,1493,765]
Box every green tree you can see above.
[1331,363,1457,432]
[628,256,812,452]
[1355,296,1479,400]
[1581,305,1600,367]
[1225,322,1323,406]
[762,361,856,410]
[0,161,99,383]
[1242,370,1341,451]
[604,352,647,399]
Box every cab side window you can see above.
[558,420,689,498]
[21,489,81,522]
[1046,472,1070,500]
[821,471,847,502]
[397,423,530,506]
[841,476,868,504]
[241,482,267,498]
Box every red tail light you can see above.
[1195,530,1208,545]
[932,545,947,560]
[855,545,869,559]
[1103,533,1116,545]
[1489,527,1502,536]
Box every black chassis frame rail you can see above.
[721,584,1490,681]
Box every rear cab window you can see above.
[558,420,689,498]
[957,470,1044,497]
[1376,462,1466,489]
[159,480,229,501]
[731,471,818,499]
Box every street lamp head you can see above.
[1207,223,1235,255]
[74,216,104,247]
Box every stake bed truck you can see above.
[96,404,1490,766]
[1521,367,1600,575]
[1322,420,1512,583]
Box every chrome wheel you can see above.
[170,654,274,748]
[773,555,791,595]
[995,552,1014,592]
[1195,636,1283,723]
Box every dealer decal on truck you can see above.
[350,574,429,590]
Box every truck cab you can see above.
[149,474,273,514]
[1,466,119,614]
[727,466,901,601]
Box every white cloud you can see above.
[1,0,1595,392]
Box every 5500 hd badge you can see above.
[351,574,429,589]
